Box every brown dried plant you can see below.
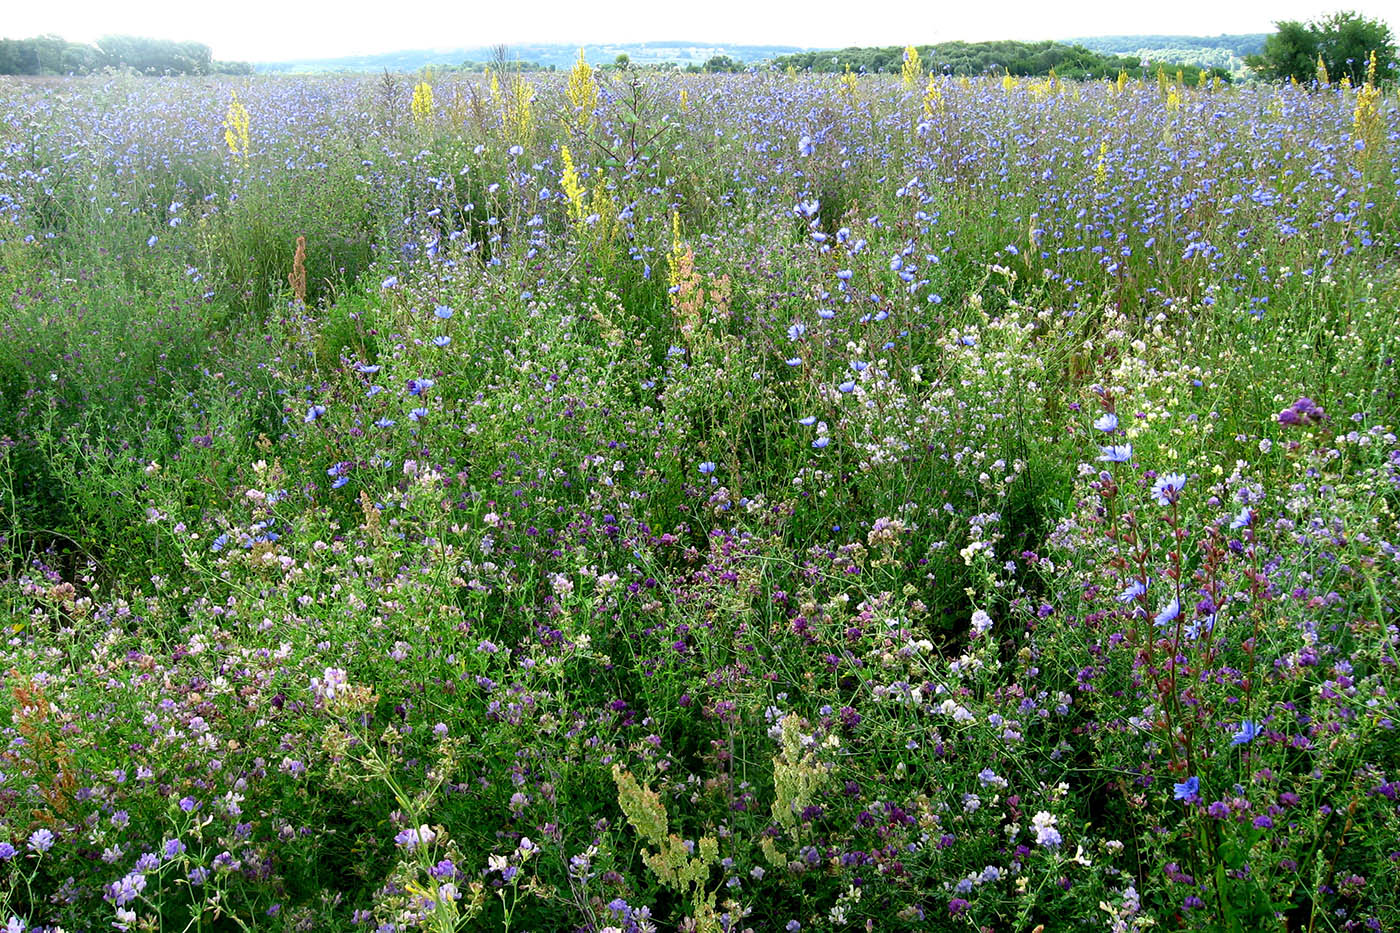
[288,235,308,305]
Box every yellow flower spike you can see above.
[560,146,585,223]
[223,91,250,160]
[510,80,535,147]
[410,81,434,127]
[679,87,689,111]
[1315,54,1329,87]
[923,73,943,117]
[1353,63,1384,170]
[565,49,599,133]
[901,45,921,89]
[487,68,501,110]
[840,65,858,102]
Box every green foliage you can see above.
[774,41,1230,82]
[2,69,1399,933]
[1247,11,1397,83]
[0,33,250,75]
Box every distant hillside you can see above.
[255,42,808,74]
[1063,34,1267,77]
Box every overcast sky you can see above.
[11,0,1396,62]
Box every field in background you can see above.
[0,66,1398,932]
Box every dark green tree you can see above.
[1247,11,1395,84]
[1313,10,1395,83]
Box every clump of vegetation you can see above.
[1,35,1398,932]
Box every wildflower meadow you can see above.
[0,56,1398,932]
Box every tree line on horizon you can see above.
[0,34,251,76]
[2,11,1392,81]
[769,41,1233,80]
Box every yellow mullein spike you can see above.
[785,64,797,77]
[1002,73,1016,94]
[511,80,535,147]
[1175,69,1183,87]
[223,91,250,160]
[1197,68,1207,89]
[923,73,943,117]
[487,68,502,111]
[1166,85,1181,114]
[901,45,921,89]
[1094,140,1108,190]
[560,145,585,223]
[1353,73,1384,170]
[1365,50,1377,87]
[679,87,689,111]
[1115,69,1127,95]
[592,181,618,254]
[1316,54,1329,87]
[410,81,434,126]
[566,49,599,133]
[840,65,858,102]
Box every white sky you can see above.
[12,0,1397,62]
